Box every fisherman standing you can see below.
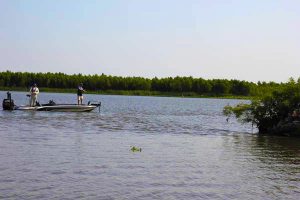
[77,83,85,105]
[29,83,39,106]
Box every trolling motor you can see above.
[2,92,15,110]
[88,101,102,112]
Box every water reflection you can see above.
[249,136,300,164]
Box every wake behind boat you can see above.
[3,92,101,112]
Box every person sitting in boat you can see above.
[77,83,86,105]
[29,83,39,107]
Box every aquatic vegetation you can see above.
[130,146,142,152]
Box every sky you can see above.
[0,0,299,83]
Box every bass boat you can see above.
[3,92,101,112]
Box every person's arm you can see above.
[35,88,39,95]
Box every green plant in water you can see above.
[130,146,142,152]
[223,78,300,135]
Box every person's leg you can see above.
[30,96,36,106]
[80,96,83,105]
[32,96,37,106]
[77,96,80,105]
[34,96,37,106]
[30,96,34,106]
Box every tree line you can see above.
[0,71,295,97]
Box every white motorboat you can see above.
[3,92,101,112]
[14,104,100,112]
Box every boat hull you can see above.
[15,106,38,111]
[37,105,98,112]
[14,104,100,112]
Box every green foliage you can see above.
[210,79,230,95]
[0,70,296,98]
[230,80,251,96]
[223,103,252,119]
[224,79,300,134]
[130,146,142,152]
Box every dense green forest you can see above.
[0,71,294,97]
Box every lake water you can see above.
[0,91,299,199]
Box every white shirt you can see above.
[30,86,39,96]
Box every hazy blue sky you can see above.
[0,0,299,82]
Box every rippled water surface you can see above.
[0,91,299,199]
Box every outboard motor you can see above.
[2,92,15,110]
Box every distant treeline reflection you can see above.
[0,71,294,97]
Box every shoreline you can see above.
[0,87,252,100]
